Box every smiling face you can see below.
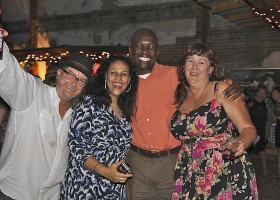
[184,54,214,86]
[105,60,131,100]
[129,29,159,75]
[55,67,87,102]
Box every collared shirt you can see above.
[0,43,73,200]
[131,62,181,151]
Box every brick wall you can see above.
[5,1,202,34]
[207,26,280,69]
[158,23,280,69]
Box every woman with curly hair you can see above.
[170,42,258,199]
[61,56,138,200]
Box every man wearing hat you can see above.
[0,39,94,200]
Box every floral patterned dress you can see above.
[60,95,133,200]
[170,82,258,200]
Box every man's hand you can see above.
[223,79,245,101]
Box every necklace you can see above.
[189,91,200,105]
[189,86,207,106]
[111,104,120,112]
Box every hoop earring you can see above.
[104,80,107,90]
[124,83,131,93]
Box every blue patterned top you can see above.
[60,95,133,200]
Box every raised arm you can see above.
[0,42,42,110]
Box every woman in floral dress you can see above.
[170,42,258,200]
[60,56,138,200]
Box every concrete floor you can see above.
[249,143,280,200]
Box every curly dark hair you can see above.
[256,84,267,92]
[175,42,224,106]
[86,56,138,122]
[272,86,280,93]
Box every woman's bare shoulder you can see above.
[216,81,230,102]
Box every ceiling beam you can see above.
[242,20,268,28]
[201,7,208,42]
[256,0,274,8]
[197,0,227,3]
[228,10,256,22]
[244,0,267,9]
[196,0,229,7]
[197,0,212,2]
[30,0,38,47]
[211,0,249,14]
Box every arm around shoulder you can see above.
[222,78,244,101]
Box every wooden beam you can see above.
[201,7,208,42]
[243,20,268,28]
[228,10,256,22]
[244,0,266,9]
[197,0,212,3]
[212,0,249,14]
[256,0,274,8]
[30,0,38,47]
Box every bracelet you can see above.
[94,163,102,173]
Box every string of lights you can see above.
[16,50,128,70]
[246,0,280,31]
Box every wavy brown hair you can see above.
[175,42,224,106]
